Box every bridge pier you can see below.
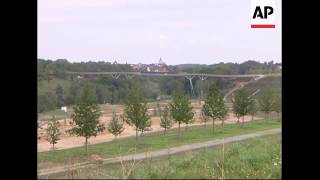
[198,74,208,104]
[111,73,120,79]
[125,74,134,79]
[198,74,208,81]
[185,75,195,98]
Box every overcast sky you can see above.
[38,0,281,65]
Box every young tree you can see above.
[248,98,258,121]
[185,115,195,131]
[231,87,252,125]
[124,85,151,144]
[46,116,60,150]
[273,95,282,119]
[156,101,161,117]
[138,116,152,135]
[160,105,173,134]
[202,84,227,134]
[258,88,275,120]
[107,111,125,139]
[67,84,105,154]
[169,91,194,138]
[200,108,210,128]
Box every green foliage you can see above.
[258,88,276,119]
[63,82,78,105]
[202,84,227,133]
[177,61,281,74]
[248,99,258,120]
[46,116,61,149]
[160,78,185,96]
[38,92,57,113]
[169,91,194,137]
[124,84,151,142]
[273,95,281,113]
[160,105,174,134]
[37,59,281,113]
[67,84,105,153]
[200,109,210,128]
[55,84,65,107]
[107,111,125,138]
[231,87,252,124]
[155,101,161,117]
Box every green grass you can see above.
[38,118,281,169]
[45,133,281,179]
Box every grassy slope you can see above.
[47,133,281,179]
[38,118,281,167]
[246,76,281,97]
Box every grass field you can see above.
[44,133,281,179]
[38,118,281,169]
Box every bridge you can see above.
[66,71,280,98]
[66,71,272,78]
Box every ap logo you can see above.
[251,0,275,28]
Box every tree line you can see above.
[38,59,281,113]
[42,81,281,153]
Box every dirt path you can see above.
[38,128,281,176]
[224,75,265,100]
[37,113,260,152]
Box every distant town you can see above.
[112,57,173,73]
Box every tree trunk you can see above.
[222,119,224,128]
[178,121,181,138]
[251,115,254,121]
[212,118,215,134]
[85,137,88,154]
[164,128,166,135]
[136,128,138,144]
[242,116,245,126]
[52,143,55,150]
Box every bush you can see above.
[38,93,57,112]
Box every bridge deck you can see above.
[66,71,280,78]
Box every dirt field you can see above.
[37,102,260,152]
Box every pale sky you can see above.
[38,0,282,65]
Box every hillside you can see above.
[37,59,281,113]
[245,76,281,97]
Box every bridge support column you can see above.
[125,74,134,79]
[198,74,208,104]
[185,75,195,98]
[198,74,208,81]
[111,73,120,79]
